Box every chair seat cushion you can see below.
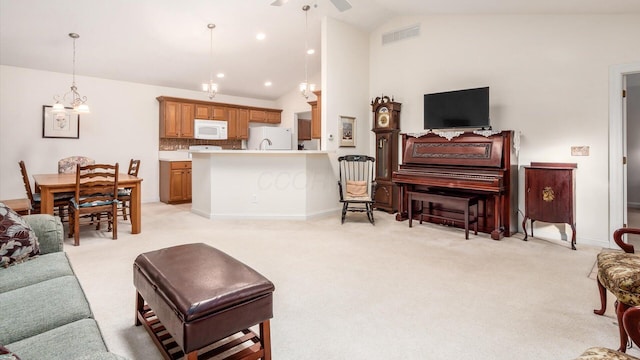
[70,198,118,209]
[597,250,640,306]
[117,188,131,197]
[574,346,640,360]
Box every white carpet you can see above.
[63,202,640,359]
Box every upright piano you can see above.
[392,130,518,240]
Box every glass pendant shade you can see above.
[203,24,218,99]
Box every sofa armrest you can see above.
[22,214,64,254]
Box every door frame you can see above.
[609,62,640,248]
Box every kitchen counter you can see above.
[188,150,329,155]
[190,150,339,220]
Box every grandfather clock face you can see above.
[376,107,390,129]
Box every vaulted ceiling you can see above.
[1,0,638,100]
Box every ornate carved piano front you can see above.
[392,130,518,240]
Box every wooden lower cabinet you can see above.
[159,161,192,203]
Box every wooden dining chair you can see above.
[19,160,70,220]
[68,163,119,246]
[118,159,140,221]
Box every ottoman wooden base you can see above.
[136,299,270,360]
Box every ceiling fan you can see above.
[270,0,352,12]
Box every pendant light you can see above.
[52,33,89,113]
[299,5,316,99]
[202,23,218,99]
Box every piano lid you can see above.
[402,131,506,168]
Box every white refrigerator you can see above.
[248,126,292,150]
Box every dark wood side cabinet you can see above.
[371,96,401,213]
[522,162,577,249]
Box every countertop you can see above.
[189,150,329,155]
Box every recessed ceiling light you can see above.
[264,81,272,87]
[217,73,225,78]
[307,49,315,55]
[256,33,266,40]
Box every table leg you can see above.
[130,183,141,234]
[40,189,54,215]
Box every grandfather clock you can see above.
[371,96,401,213]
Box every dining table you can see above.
[33,173,143,234]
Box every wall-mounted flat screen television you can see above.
[423,87,490,130]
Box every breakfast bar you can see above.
[190,150,339,220]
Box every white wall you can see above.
[322,17,370,156]
[0,65,277,203]
[369,14,640,247]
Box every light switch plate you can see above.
[571,146,589,156]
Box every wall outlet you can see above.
[251,194,258,203]
[571,146,590,156]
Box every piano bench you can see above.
[408,190,479,239]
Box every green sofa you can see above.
[0,214,126,360]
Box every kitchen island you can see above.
[190,150,339,220]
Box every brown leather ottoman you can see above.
[133,243,275,360]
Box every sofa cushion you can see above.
[22,214,63,255]
[0,202,39,267]
[5,319,117,360]
[0,275,92,344]
[0,252,74,293]
[0,345,21,360]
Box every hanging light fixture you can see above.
[202,23,218,99]
[300,5,316,99]
[52,33,89,113]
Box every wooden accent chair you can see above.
[594,227,640,352]
[68,163,119,246]
[337,155,376,225]
[575,305,640,359]
[118,159,140,221]
[58,156,95,174]
[19,160,70,219]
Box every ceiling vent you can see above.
[382,24,420,45]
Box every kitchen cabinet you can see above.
[227,108,249,140]
[308,90,321,139]
[298,119,311,140]
[249,109,281,124]
[159,160,192,203]
[195,104,227,120]
[159,100,194,138]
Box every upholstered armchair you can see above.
[594,227,640,352]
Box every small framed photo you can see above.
[339,115,356,147]
[42,105,80,139]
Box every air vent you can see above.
[382,24,420,45]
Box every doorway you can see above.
[627,73,640,228]
[609,62,640,248]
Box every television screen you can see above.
[423,87,490,130]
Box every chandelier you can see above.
[299,5,316,99]
[202,23,219,99]
[52,33,89,113]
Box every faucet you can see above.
[258,138,272,150]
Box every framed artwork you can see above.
[339,116,356,147]
[42,105,80,139]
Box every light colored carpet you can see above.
[63,202,640,359]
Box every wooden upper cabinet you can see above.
[159,100,194,138]
[249,109,281,124]
[158,96,281,139]
[237,109,249,139]
[195,104,227,120]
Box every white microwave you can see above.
[194,119,227,140]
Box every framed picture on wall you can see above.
[42,105,80,139]
[339,115,356,147]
